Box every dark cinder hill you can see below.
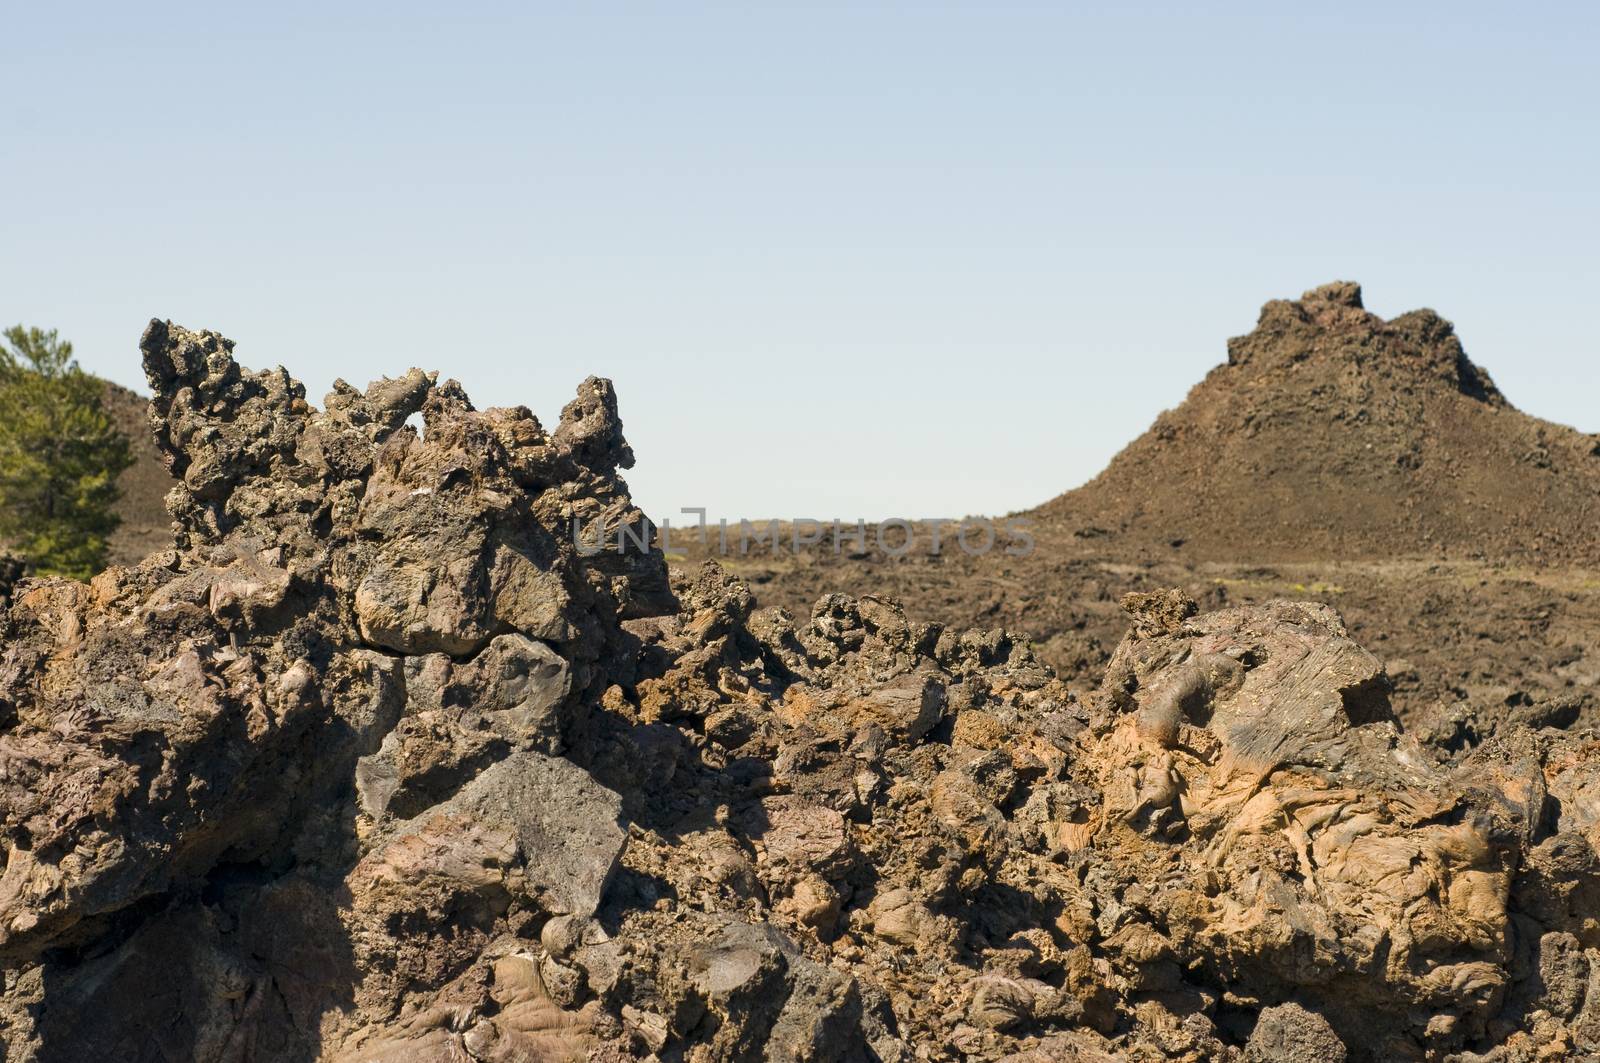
[1041,281,1600,564]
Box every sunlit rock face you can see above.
[0,322,667,1060]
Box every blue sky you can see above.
[4,2,1595,521]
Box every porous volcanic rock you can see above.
[0,321,668,1060]
[2,322,1598,1061]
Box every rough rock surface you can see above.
[673,283,1600,741]
[3,321,1598,1061]
[102,283,1600,741]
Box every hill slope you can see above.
[1044,281,1600,563]
[101,379,174,564]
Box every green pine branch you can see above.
[0,326,134,579]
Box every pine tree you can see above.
[0,327,133,579]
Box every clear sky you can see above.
[4,3,1595,522]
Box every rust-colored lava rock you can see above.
[2,319,1599,1061]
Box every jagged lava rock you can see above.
[3,320,1600,1062]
